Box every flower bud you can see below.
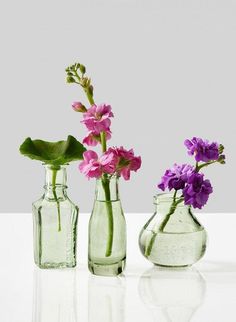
[72,102,87,113]
[219,144,224,154]
[80,77,88,87]
[66,76,75,83]
[88,85,93,96]
[218,154,226,164]
[80,64,86,74]
[70,64,75,71]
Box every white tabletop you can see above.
[0,213,236,322]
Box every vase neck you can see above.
[154,193,190,216]
[95,175,120,201]
[44,165,67,198]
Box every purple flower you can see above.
[183,172,213,209]
[158,164,194,191]
[184,137,219,162]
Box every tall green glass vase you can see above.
[32,164,79,269]
[88,175,126,276]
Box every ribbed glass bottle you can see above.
[32,165,79,269]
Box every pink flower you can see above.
[79,147,141,180]
[106,146,142,180]
[79,151,102,179]
[100,150,118,174]
[83,129,112,147]
[81,104,113,133]
[79,149,117,179]
[72,102,87,113]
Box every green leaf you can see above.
[19,135,86,166]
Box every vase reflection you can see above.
[33,268,77,322]
[138,267,206,322]
[88,275,126,322]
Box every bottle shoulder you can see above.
[32,194,78,210]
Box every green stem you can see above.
[100,131,107,153]
[73,68,113,256]
[52,169,61,232]
[85,88,94,105]
[196,160,218,171]
[102,175,114,257]
[73,70,95,106]
[145,191,184,257]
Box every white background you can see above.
[0,0,235,213]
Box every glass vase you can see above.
[88,175,126,276]
[139,193,207,267]
[32,164,79,269]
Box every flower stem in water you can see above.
[52,168,61,232]
[102,175,114,257]
[145,191,184,257]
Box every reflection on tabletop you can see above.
[138,266,206,322]
[88,275,126,322]
[33,268,77,322]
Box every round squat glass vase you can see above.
[139,193,207,267]
[32,164,79,269]
[88,175,126,276]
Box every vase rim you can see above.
[96,174,119,181]
[154,192,184,204]
[43,163,69,169]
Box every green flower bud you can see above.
[66,76,75,83]
[218,154,226,164]
[75,63,80,70]
[80,77,88,87]
[80,64,86,74]
[70,64,75,71]
[67,71,73,76]
[219,144,224,154]
[88,85,93,96]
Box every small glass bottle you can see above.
[88,175,126,276]
[32,164,79,269]
[139,193,207,267]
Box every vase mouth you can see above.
[97,174,119,181]
[43,163,69,169]
[154,192,184,204]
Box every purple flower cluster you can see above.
[184,137,220,162]
[183,173,213,209]
[158,164,213,209]
[158,164,194,191]
[158,137,225,209]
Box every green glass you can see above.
[139,193,207,267]
[88,175,126,276]
[32,165,79,269]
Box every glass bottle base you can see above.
[88,259,126,276]
[36,262,76,269]
[154,263,192,268]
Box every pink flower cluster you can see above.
[81,104,113,147]
[79,147,141,180]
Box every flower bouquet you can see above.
[139,137,225,267]
[66,62,142,275]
